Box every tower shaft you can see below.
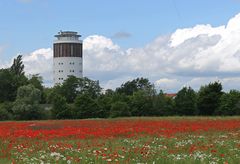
[53,31,83,85]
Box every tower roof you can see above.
[54,31,81,38]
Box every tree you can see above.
[51,94,72,119]
[78,77,102,98]
[74,93,100,119]
[0,55,28,102]
[28,74,45,103]
[28,74,43,91]
[49,76,102,104]
[152,91,175,116]
[60,76,79,103]
[12,84,44,120]
[44,87,55,104]
[197,81,223,115]
[175,87,197,115]
[217,90,240,115]
[110,101,131,118]
[0,68,27,102]
[0,103,13,120]
[46,85,62,104]
[130,90,153,116]
[0,69,16,102]
[97,92,114,118]
[116,77,155,96]
[10,55,24,76]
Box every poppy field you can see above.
[0,117,240,164]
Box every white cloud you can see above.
[186,77,220,90]
[155,78,182,92]
[22,48,53,86]
[3,13,240,91]
[103,76,135,90]
[82,13,240,91]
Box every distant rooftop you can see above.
[55,31,81,38]
[164,93,177,98]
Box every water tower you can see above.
[53,31,83,85]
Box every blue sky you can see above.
[1,0,240,91]
[1,0,240,60]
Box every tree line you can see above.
[0,55,240,120]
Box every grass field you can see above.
[0,117,239,163]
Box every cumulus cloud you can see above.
[82,12,240,91]
[3,12,240,91]
[103,76,135,90]
[155,78,182,92]
[22,48,53,86]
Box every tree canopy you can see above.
[10,55,24,76]
[198,81,223,115]
[175,87,197,116]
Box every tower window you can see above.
[71,45,73,56]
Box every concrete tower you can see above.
[53,31,83,85]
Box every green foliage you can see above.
[48,76,102,104]
[12,84,44,120]
[116,77,155,96]
[74,94,100,119]
[0,103,13,120]
[0,68,27,102]
[51,94,72,119]
[44,87,55,104]
[0,55,28,103]
[10,55,24,76]
[2,68,240,120]
[16,84,41,103]
[59,76,79,103]
[28,74,46,103]
[97,94,113,118]
[175,87,197,116]
[78,77,102,98]
[28,74,44,91]
[217,90,240,115]
[130,90,153,116]
[197,81,223,115]
[47,85,62,103]
[152,91,175,116]
[0,69,16,102]
[110,101,131,118]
